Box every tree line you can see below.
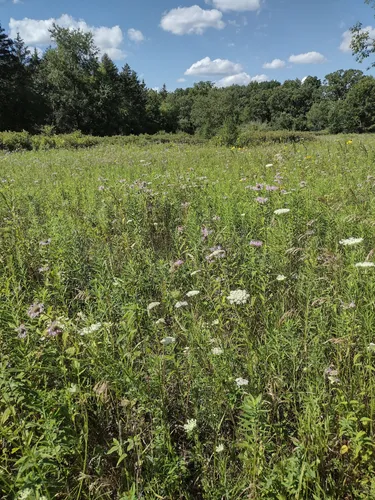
[1,22,375,138]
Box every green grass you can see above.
[1,136,375,499]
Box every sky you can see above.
[1,0,375,90]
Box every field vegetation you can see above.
[1,136,375,498]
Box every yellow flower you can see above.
[346,140,353,145]
[305,155,312,160]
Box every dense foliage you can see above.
[1,22,375,138]
[2,137,375,499]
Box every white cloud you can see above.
[160,5,225,35]
[185,57,243,76]
[206,0,261,12]
[215,72,268,87]
[340,25,375,52]
[12,0,22,4]
[288,51,327,64]
[9,14,126,60]
[127,28,145,43]
[263,58,285,69]
[177,78,186,82]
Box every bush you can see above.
[0,131,32,151]
[236,129,316,147]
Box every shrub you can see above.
[0,131,32,151]
[236,129,316,147]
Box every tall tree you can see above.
[351,1,375,67]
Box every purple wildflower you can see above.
[256,197,269,204]
[15,324,27,339]
[27,302,44,319]
[177,226,184,233]
[201,226,213,240]
[171,259,184,271]
[47,321,63,337]
[251,183,264,191]
[250,240,263,247]
[266,185,278,191]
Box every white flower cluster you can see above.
[355,262,375,268]
[227,289,250,305]
[80,322,102,336]
[274,208,290,215]
[183,418,197,433]
[339,237,363,246]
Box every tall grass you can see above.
[1,137,375,499]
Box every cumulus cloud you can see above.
[215,72,268,87]
[263,58,285,69]
[206,0,260,12]
[340,25,375,52]
[160,5,225,35]
[9,14,126,60]
[127,28,145,43]
[288,51,327,64]
[185,57,243,76]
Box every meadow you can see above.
[1,136,375,499]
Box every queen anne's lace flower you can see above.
[274,208,290,215]
[186,290,200,297]
[235,377,249,387]
[276,275,286,281]
[80,322,102,336]
[183,419,197,433]
[355,262,375,268]
[339,237,363,246]
[215,444,224,453]
[211,347,223,355]
[175,301,188,308]
[147,302,160,311]
[227,289,250,305]
[161,336,175,345]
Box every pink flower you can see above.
[250,240,263,247]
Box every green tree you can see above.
[324,70,364,100]
[351,1,375,67]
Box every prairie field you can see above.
[2,137,375,499]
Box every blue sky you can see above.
[1,0,374,89]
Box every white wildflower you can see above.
[339,237,363,246]
[155,318,166,325]
[235,377,249,387]
[211,319,219,325]
[215,444,224,453]
[208,249,226,259]
[212,347,223,355]
[274,208,290,215]
[227,289,250,305]
[355,262,375,268]
[368,343,375,352]
[147,301,160,311]
[266,163,273,168]
[80,322,102,336]
[183,418,197,433]
[183,346,190,355]
[186,290,200,297]
[276,275,286,281]
[161,336,176,346]
[17,490,33,500]
[175,301,189,308]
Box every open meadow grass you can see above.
[1,137,375,499]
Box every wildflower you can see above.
[155,318,166,325]
[175,301,188,308]
[227,289,250,305]
[80,322,102,335]
[161,336,176,345]
[235,377,249,387]
[177,226,184,233]
[38,265,50,273]
[255,196,268,204]
[172,259,184,270]
[266,185,278,191]
[211,319,219,325]
[181,202,191,209]
[183,419,197,433]
[346,140,353,145]
[201,226,213,240]
[249,183,264,191]
[27,302,44,319]
[215,444,224,453]
[339,237,363,246]
[324,367,340,385]
[98,185,105,191]
[15,324,27,339]
[47,320,63,337]
[183,346,190,355]
[39,238,51,246]
[147,302,160,311]
[299,181,307,188]
[341,301,356,310]
[276,275,286,281]
[367,343,375,352]
[186,290,200,297]
[212,215,221,221]
[266,163,273,168]
[355,262,375,268]
[250,240,263,247]
[212,347,223,355]
[274,208,290,215]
